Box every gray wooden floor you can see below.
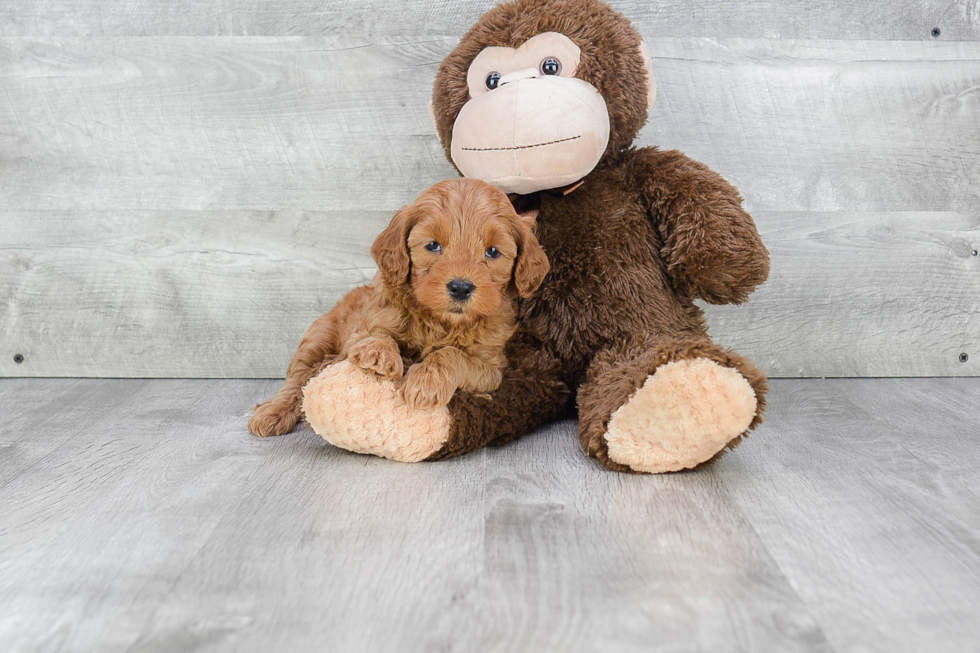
[1,378,978,652]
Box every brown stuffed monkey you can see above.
[296,0,770,473]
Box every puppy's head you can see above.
[371,178,549,324]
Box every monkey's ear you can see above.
[511,218,550,299]
[371,207,417,287]
[640,40,657,113]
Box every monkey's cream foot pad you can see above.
[604,358,758,473]
[302,360,450,462]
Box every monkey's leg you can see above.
[577,335,768,473]
[302,333,569,462]
[428,338,569,460]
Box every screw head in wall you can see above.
[13,354,24,364]
[960,353,970,363]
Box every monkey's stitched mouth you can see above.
[461,135,582,152]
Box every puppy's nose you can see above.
[446,278,476,301]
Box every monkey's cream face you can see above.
[450,32,610,196]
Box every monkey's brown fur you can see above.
[249,178,549,436]
[423,0,771,470]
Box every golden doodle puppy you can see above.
[249,178,550,437]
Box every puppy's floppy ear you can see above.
[371,206,417,287]
[510,215,550,299]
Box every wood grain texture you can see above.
[1,0,978,40]
[1,35,978,377]
[718,378,980,652]
[2,377,979,651]
[703,210,980,378]
[0,379,287,651]
[3,209,977,377]
[1,38,978,214]
[0,36,456,213]
[0,378,149,486]
[644,39,980,215]
[436,421,832,652]
[0,210,382,377]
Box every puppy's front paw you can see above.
[348,335,404,380]
[249,401,299,437]
[400,362,456,409]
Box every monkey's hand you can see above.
[630,147,770,305]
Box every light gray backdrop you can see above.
[1,1,978,378]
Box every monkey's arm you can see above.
[627,147,769,305]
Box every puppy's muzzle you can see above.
[446,278,476,302]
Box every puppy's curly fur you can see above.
[249,178,549,437]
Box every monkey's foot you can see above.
[302,360,451,462]
[604,358,757,473]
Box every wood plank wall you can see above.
[1,1,978,378]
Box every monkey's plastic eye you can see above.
[425,241,442,253]
[486,72,501,90]
[485,246,502,260]
[540,57,562,76]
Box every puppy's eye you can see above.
[540,57,562,76]
[486,72,501,90]
[485,246,502,260]
[425,241,442,253]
